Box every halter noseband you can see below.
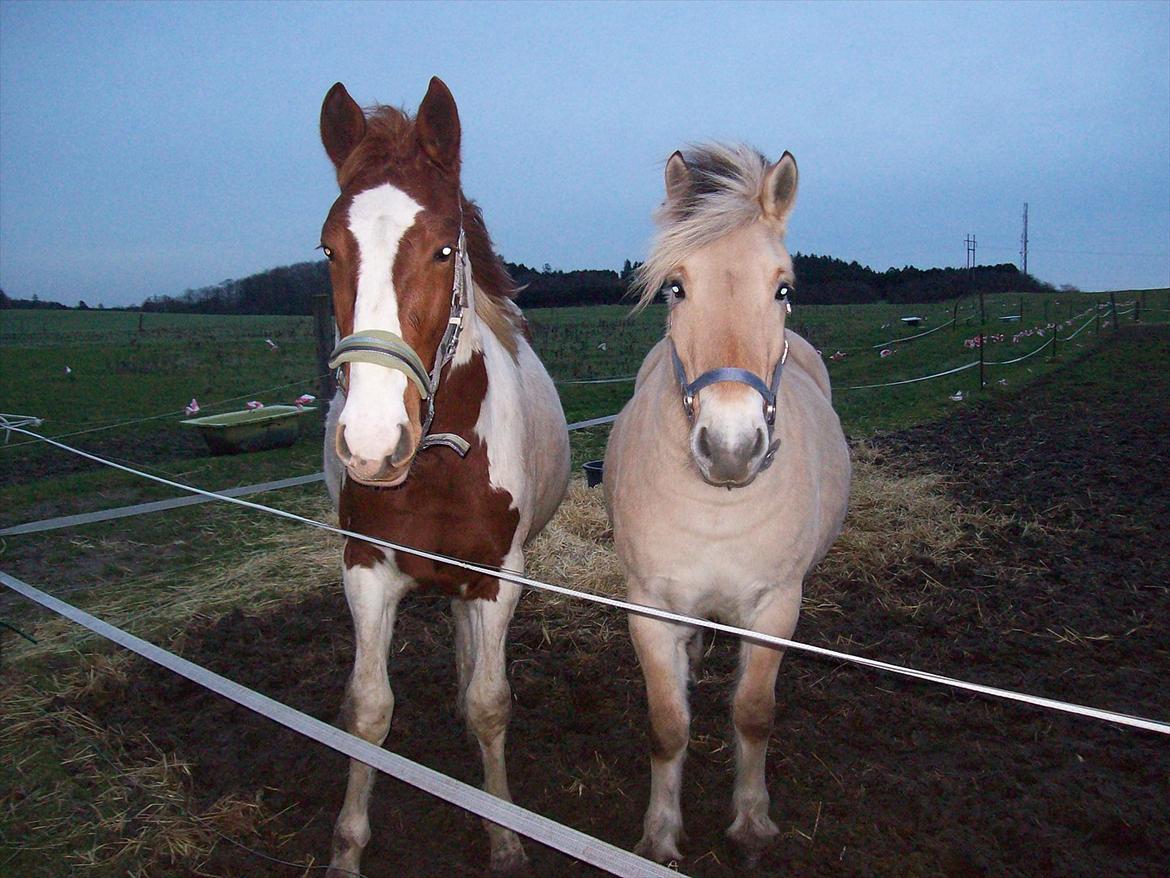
[328,227,473,459]
[669,334,790,472]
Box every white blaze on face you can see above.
[338,183,423,466]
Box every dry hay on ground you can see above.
[2,446,1007,875]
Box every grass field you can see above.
[1,290,1167,877]
[2,289,1167,528]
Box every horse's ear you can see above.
[664,151,692,204]
[417,77,461,172]
[321,83,366,171]
[763,151,798,225]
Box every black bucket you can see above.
[582,459,604,488]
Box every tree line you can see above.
[2,254,1057,315]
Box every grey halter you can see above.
[668,334,790,471]
[329,228,473,458]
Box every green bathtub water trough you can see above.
[181,405,317,455]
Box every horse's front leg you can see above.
[328,553,412,878]
[628,581,694,864]
[727,585,801,857]
[458,547,527,873]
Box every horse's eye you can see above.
[662,280,685,301]
[320,244,335,261]
[435,245,455,262]
[775,282,792,301]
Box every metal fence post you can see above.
[978,333,985,390]
[313,293,335,402]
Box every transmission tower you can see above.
[1020,203,1029,276]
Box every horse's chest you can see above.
[340,444,519,599]
[616,465,814,600]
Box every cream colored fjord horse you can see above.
[604,144,851,863]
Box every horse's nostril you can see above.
[391,428,414,465]
[752,429,765,457]
[335,424,352,463]
[697,426,712,459]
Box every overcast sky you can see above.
[1,0,1167,308]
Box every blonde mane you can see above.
[633,143,777,310]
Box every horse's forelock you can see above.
[335,104,524,357]
[633,144,776,311]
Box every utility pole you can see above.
[966,233,982,324]
[1019,202,1029,277]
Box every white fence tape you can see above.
[0,473,326,537]
[984,336,1054,366]
[5,424,1167,736]
[870,317,956,349]
[557,375,636,385]
[0,571,683,878]
[1,416,616,538]
[840,360,980,391]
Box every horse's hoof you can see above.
[326,835,363,878]
[726,812,780,861]
[489,843,529,874]
[634,834,684,865]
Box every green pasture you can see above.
[1,289,1167,529]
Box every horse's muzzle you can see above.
[336,423,417,488]
[692,423,770,488]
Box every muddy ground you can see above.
[73,327,1168,877]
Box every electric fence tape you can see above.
[0,571,684,878]
[4,424,1167,736]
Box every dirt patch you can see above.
[67,328,1169,877]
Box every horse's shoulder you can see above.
[634,338,671,389]
[784,329,833,401]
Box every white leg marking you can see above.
[328,558,412,878]
[463,547,527,872]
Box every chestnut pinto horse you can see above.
[318,78,569,875]
[604,145,851,863]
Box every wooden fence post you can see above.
[1110,292,1119,331]
[313,293,335,403]
[978,333,985,391]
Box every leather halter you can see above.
[669,333,790,472]
[328,228,473,458]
